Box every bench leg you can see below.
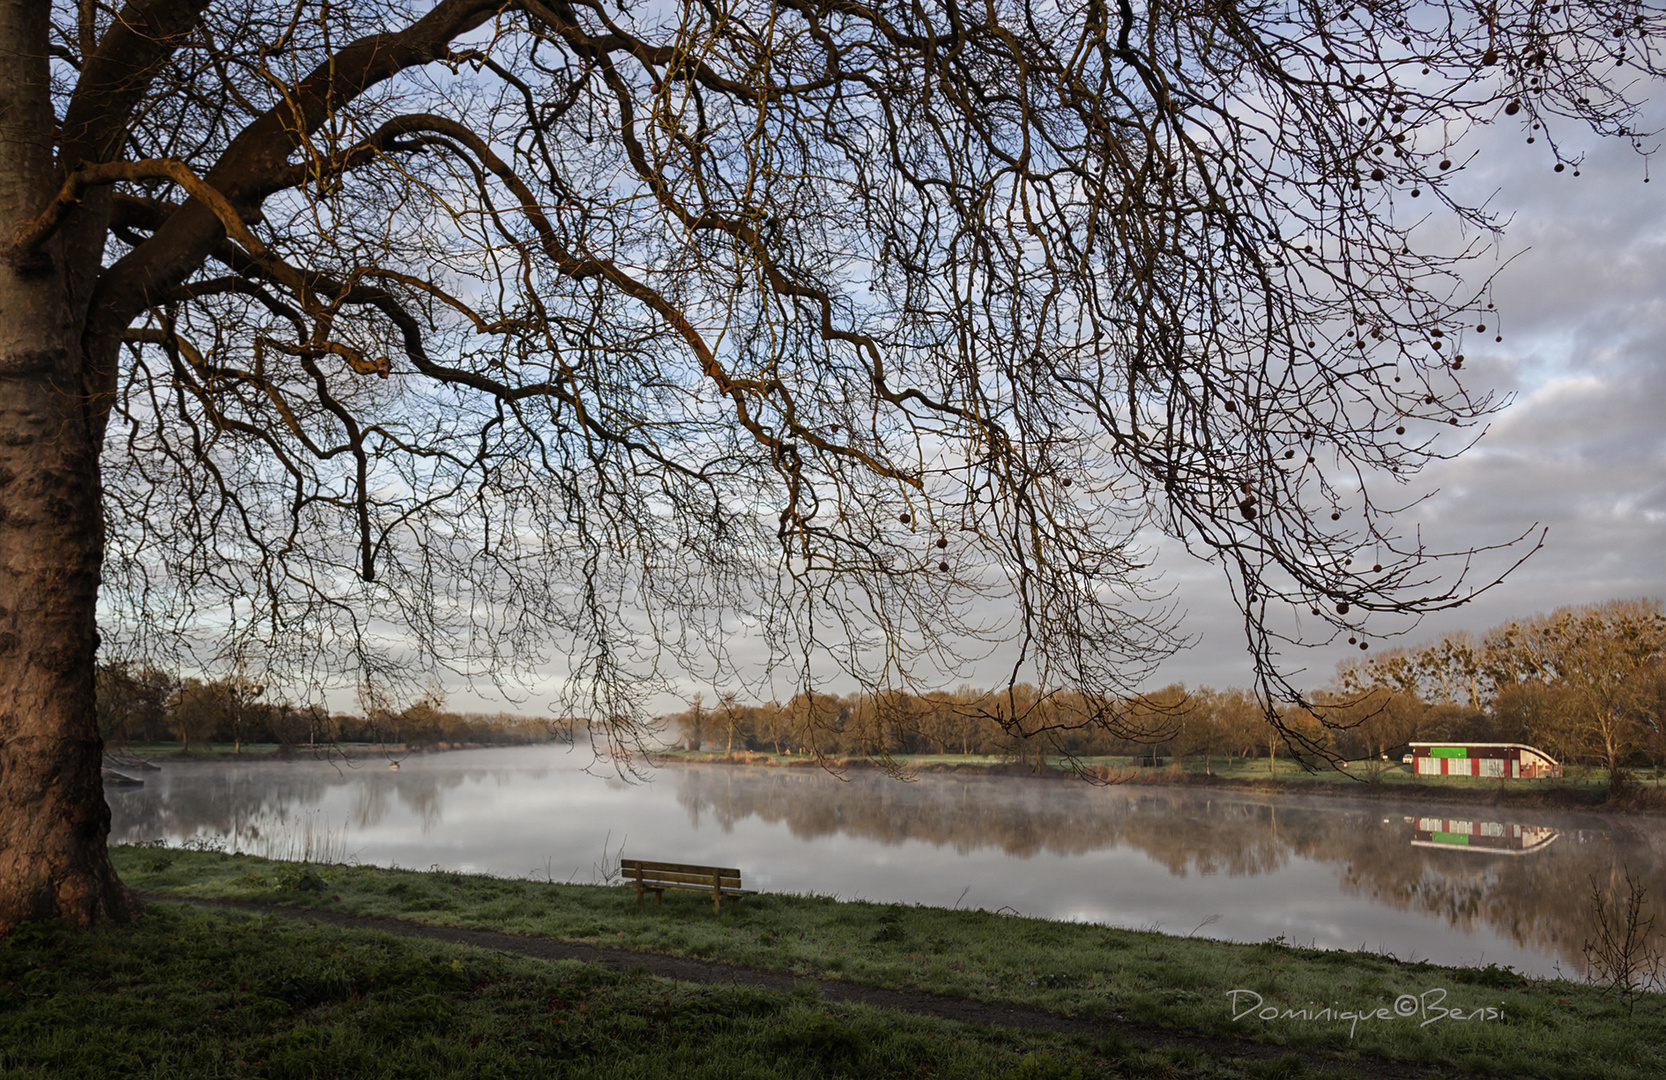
[713,870,723,915]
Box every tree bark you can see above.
[0,0,141,934]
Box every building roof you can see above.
[1407,742,1559,764]
[1409,742,1547,749]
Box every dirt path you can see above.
[150,894,1468,1079]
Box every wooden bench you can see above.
[620,859,756,914]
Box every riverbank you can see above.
[104,739,557,763]
[652,749,1666,813]
[52,846,1657,1080]
[105,742,1666,815]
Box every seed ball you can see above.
[1440,160,1453,170]
[1330,511,1341,520]
[1345,557,1352,565]
[1285,449,1296,458]
[1395,426,1405,435]
[1505,100,1522,115]
[1306,455,1315,463]
[1372,563,1382,572]
[1425,395,1436,404]
[1348,636,1357,645]
[1476,324,1486,332]
[1337,601,1350,614]
[1311,608,1321,616]
[1371,168,1386,181]
[1449,417,1460,425]
[1483,49,1498,65]
[936,537,948,549]
[938,561,950,572]
[899,513,911,524]
[1555,163,1565,172]
[1225,400,1238,412]
[1062,477,1073,487]
[1411,189,1421,197]
[1360,641,1370,650]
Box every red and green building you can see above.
[1404,742,1562,779]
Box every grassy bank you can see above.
[63,846,1664,1079]
[654,750,1666,812]
[5,899,1125,1080]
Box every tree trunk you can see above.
[0,0,140,934]
[0,359,138,932]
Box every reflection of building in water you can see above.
[1404,742,1562,779]
[1406,816,1560,855]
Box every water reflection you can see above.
[670,767,1664,975]
[106,747,1666,977]
[1407,816,1560,855]
[110,754,548,849]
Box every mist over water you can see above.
[105,745,1666,978]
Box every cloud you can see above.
[1149,101,1666,692]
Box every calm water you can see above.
[105,745,1666,978]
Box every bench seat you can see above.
[620,858,756,914]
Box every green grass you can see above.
[1,900,1145,1079]
[106,847,1666,1079]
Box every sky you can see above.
[1146,108,1666,694]
[438,86,1666,715]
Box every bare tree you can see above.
[1485,600,1666,786]
[95,659,176,744]
[2,0,1662,930]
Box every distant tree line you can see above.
[95,667,561,753]
[664,684,1277,772]
[662,599,1666,782]
[100,598,1662,775]
[1324,598,1666,785]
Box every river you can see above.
[104,744,1666,978]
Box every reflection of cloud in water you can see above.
[108,755,552,848]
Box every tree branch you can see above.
[11,159,265,258]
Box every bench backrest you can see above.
[620,858,742,889]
